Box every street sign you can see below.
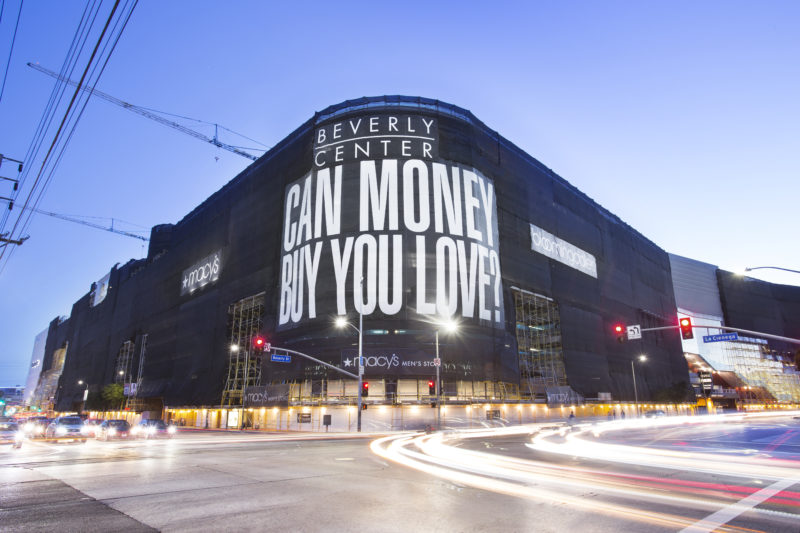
[271,353,291,363]
[626,325,642,340]
[358,365,365,375]
[702,332,738,343]
[433,358,441,367]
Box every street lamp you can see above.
[434,318,459,430]
[743,266,800,275]
[77,380,89,414]
[336,313,363,432]
[631,355,646,417]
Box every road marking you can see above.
[679,476,800,532]
[334,457,354,461]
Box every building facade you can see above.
[27,96,691,415]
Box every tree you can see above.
[101,383,124,410]
[653,381,695,403]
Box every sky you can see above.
[0,1,798,386]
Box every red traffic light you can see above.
[361,381,369,397]
[362,382,369,389]
[428,380,435,388]
[252,336,267,350]
[679,317,694,340]
[613,324,626,343]
[614,325,624,333]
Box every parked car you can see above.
[97,419,131,440]
[23,416,50,437]
[45,416,87,442]
[0,420,24,448]
[644,409,667,418]
[132,419,176,439]
[82,418,103,437]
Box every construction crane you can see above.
[23,205,148,242]
[28,62,260,161]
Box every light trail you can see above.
[370,412,800,531]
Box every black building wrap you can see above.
[717,270,800,352]
[51,96,687,411]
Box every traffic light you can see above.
[361,381,369,397]
[679,317,693,339]
[428,380,436,395]
[614,324,626,343]
[252,335,267,351]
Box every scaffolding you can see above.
[512,288,566,399]
[221,292,266,407]
[115,340,135,384]
[124,334,148,412]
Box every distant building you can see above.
[23,328,47,407]
[670,254,800,407]
[0,386,25,406]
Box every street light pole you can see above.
[357,295,363,433]
[78,380,88,414]
[630,360,639,418]
[744,266,800,275]
[335,283,364,433]
[631,355,646,417]
[435,329,440,430]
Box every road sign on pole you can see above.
[433,358,441,367]
[270,354,291,363]
[702,332,738,343]
[626,325,642,340]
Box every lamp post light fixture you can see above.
[743,266,800,275]
[631,355,647,417]
[434,318,459,430]
[77,380,89,414]
[336,312,364,432]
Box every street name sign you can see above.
[702,333,739,343]
[626,325,642,340]
[271,354,292,363]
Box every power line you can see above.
[0,0,100,235]
[0,0,138,275]
[0,0,23,103]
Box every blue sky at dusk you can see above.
[1,1,798,386]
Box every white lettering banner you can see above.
[529,223,597,278]
[278,114,505,330]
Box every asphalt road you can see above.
[2,415,799,532]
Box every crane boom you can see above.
[31,206,148,242]
[28,62,258,161]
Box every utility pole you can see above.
[0,233,28,246]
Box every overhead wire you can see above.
[0,0,99,233]
[0,0,23,103]
[0,0,139,274]
[0,0,117,253]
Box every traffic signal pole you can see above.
[636,324,800,345]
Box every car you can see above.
[0,420,24,449]
[45,416,87,442]
[644,409,667,418]
[132,419,176,439]
[97,419,131,440]
[82,418,103,437]
[23,416,50,437]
